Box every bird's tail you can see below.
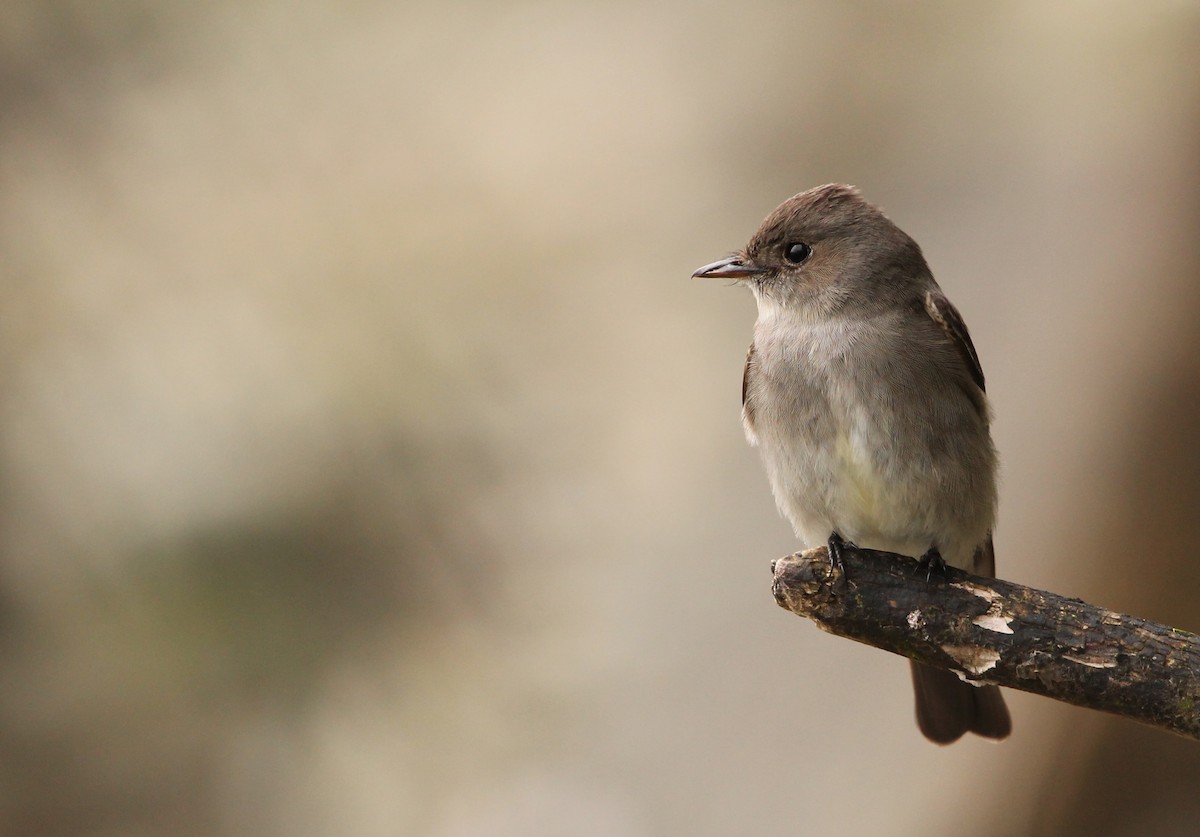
[910,661,1011,744]
[910,534,1011,744]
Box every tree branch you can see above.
[771,546,1200,740]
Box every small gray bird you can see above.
[694,184,1010,744]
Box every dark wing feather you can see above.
[924,290,985,392]
[742,342,756,406]
[742,341,757,430]
[973,534,996,577]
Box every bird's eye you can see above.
[784,243,812,264]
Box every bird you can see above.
[693,184,1011,744]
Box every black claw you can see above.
[916,546,948,581]
[827,532,856,577]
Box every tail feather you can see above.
[909,534,1011,744]
[910,661,1011,744]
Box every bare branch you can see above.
[771,546,1200,740]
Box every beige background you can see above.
[2,2,1199,835]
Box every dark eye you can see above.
[784,243,812,264]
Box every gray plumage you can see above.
[695,184,1011,744]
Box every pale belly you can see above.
[751,404,986,570]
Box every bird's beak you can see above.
[691,256,765,280]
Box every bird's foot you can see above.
[915,546,948,581]
[827,532,856,577]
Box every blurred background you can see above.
[1,1,1199,834]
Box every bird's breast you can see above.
[747,315,937,549]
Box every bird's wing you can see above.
[927,293,997,580]
[742,341,756,407]
[741,341,757,439]
[924,290,985,393]
[973,533,996,577]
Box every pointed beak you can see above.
[691,256,765,280]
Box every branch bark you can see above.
[771,546,1200,740]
